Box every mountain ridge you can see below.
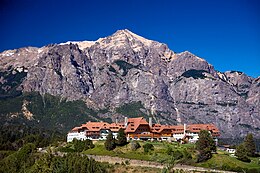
[0,29,259,138]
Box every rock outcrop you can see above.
[0,29,259,138]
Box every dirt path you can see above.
[86,154,237,173]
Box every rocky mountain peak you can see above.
[112,29,154,46]
[0,30,259,138]
[93,29,157,52]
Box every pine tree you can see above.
[116,128,127,146]
[244,133,256,157]
[235,144,251,162]
[104,131,116,151]
[196,130,216,162]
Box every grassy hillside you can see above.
[81,141,194,164]
[66,141,260,173]
[196,151,260,173]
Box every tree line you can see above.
[0,143,107,173]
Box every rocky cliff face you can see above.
[0,29,259,138]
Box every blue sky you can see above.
[1,0,259,77]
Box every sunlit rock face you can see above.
[0,29,259,138]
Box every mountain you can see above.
[0,29,259,138]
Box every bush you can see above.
[166,146,173,155]
[182,149,192,160]
[196,149,212,163]
[143,143,154,153]
[125,160,130,165]
[172,150,183,160]
[72,139,95,152]
[84,139,95,150]
[73,139,85,152]
[130,141,141,151]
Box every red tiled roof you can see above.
[151,124,172,133]
[70,121,125,133]
[169,124,220,136]
[109,123,125,132]
[125,117,149,133]
[187,124,220,133]
[71,126,81,132]
[69,117,220,137]
[82,122,111,131]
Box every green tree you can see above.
[244,133,256,157]
[235,144,251,162]
[29,150,54,173]
[84,139,95,150]
[196,130,216,162]
[116,128,127,146]
[104,132,116,151]
[0,143,36,173]
[72,139,95,152]
[73,139,85,152]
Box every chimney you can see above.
[184,123,187,136]
[149,117,152,127]
[115,118,118,124]
[124,117,128,127]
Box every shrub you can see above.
[143,143,154,153]
[172,150,183,160]
[130,141,141,151]
[73,139,85,152]
[182,149,192,160]
[166,146,173,155]
[196,149,212,163]
[125,160,130,165]
[72,139,95,152]
[84,139,95,150]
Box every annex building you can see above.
[67,117,220,143]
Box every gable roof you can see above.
[125,117,149,133]
[81,122,110,131]
[70,121,125,133]
[109,123,125,132]
[69,117,220,137]
[170,124,220,135]
[187,124,220,133]
[151,124,172,133]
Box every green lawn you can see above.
[82,141,192,164]
[195,151,260,172]
[61,140,260,173]
[83,141,166,162]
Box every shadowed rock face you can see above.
[0,29,259,138]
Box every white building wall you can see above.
[173,133,185,140]
[187,133,199,143]
[67,131,87,142]
[112,132,118,139]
